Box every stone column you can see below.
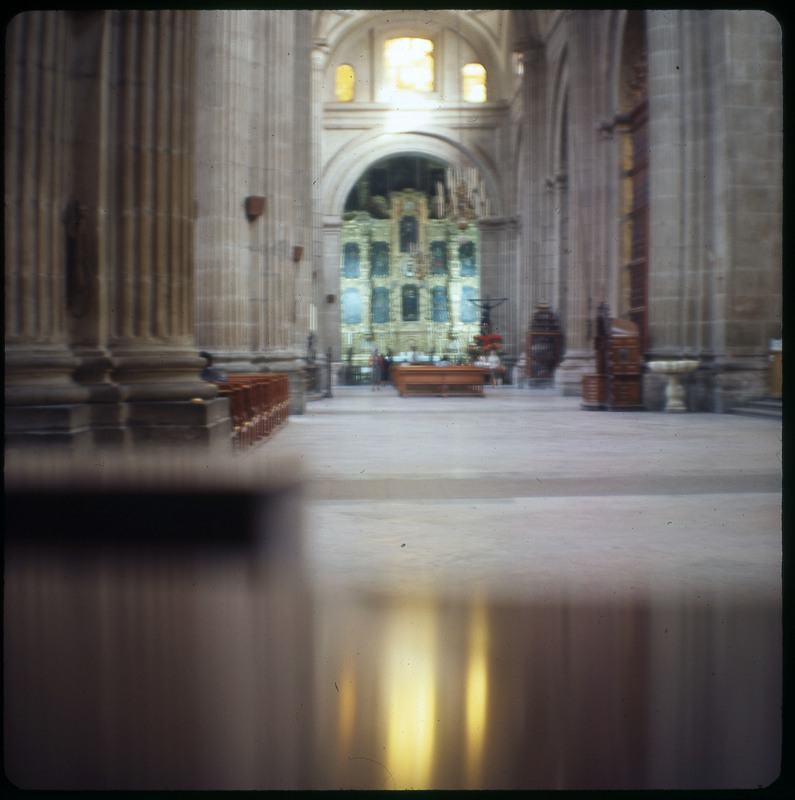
[104,10,227,447]
[646,10,782,411]
[515,39,551,372]
[5,12,92,447]
[195,10,261,367]
[312,41,330,368]
[556,10,613,395]
[254,11,310,413]
[321,219,343,363]
[194,11,311,414]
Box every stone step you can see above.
[729,396,782,420]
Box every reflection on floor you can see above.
[311,586,780,790]
[4,387,783,790]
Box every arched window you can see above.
[462,63,486,103]
[385,38,434,93]
[335,64,355,102]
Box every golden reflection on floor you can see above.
[465,598,489,788]
[383,597,438,789]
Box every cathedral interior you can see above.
[4,10,784,791]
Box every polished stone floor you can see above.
[4,385,784,791]
[262,384,782,603]
[251,385,783,790]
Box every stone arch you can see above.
[314,10,510,100]
[321,128,502,220]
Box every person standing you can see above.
[369,348,382,390]
[382,349,392,387]
[487,349,502,387]
[199,351,227,382]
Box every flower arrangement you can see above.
[467,333,503,361]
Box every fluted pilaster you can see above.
[195,11,259,358]
[103,10,215,413]
[312,43,329,353]
[5,13,91,446]
[567,11,613,350]
[517,42,552,351]
[555,11,613,394]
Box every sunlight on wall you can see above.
[383,599,438,789]
[381,106,434,132]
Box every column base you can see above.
[125,397,233,450]
[555,351,596,397]
[5,404,93,451]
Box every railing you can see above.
[216,373,290,451]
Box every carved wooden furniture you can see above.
[525,301,563,384]
[581,302,644,410]
[392,364,489,397]
[217,374,290,449]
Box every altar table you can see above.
[392,364,489,397]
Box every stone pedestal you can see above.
[647,360,699,412]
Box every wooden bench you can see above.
[392,364,489,397]
[217,373,290,450]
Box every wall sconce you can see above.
[245,196,266,220]
[292,245,304,263]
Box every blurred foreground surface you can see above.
[4,411,782,790]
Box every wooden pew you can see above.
[217,373,290,449]
[217,382,256,450]
[391,364,489,397]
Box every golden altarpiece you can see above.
[339,189,481,364]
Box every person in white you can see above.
[487,350,502,387]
